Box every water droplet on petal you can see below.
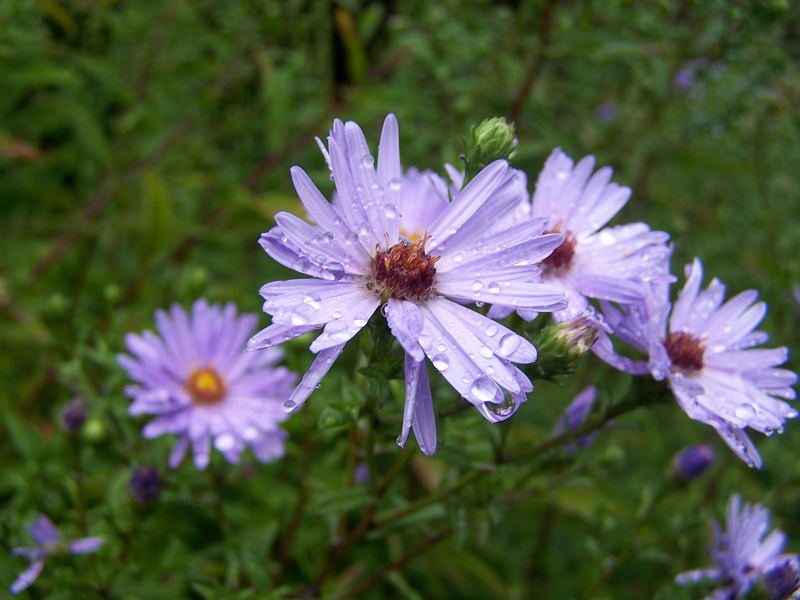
[384,204,398,219]
[479,345,493,358]
[470,377,496,402]
[283,400,297,412]
[436,343,447,352]
[432,354,450,371]
[303,294,321,310]
[323,261,345,280]
[353,318,367,327]
[598,230,616,245]
[291,313,308,326]
[497,333,521,357]
[735,404,757,420]
[216,433,235,451]
[362,154,375,168]
[485,324,498,337]
[389,177,402,191]
[472,280,484,291]
[487,282,500,294]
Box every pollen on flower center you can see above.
[368,237,439,301]
[665,332,705,373]
[541,229,576,275]
[186,367,226,405]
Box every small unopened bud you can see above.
[462,117,518,185]
[763,561,800,600]
[673,444,715,482]
[527,317,601,381]
[129,466,162,505]
[552,316,601,357]
[61,398,87,434]
[555,387,598,450]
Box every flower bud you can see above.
[61,398,87,434]
[462,117,518,184]
[129,466,162,505]
[673,444,715,481]
[763,561,800,600]
[552,316,601,357]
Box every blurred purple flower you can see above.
[673,444,715,481]
[793,284,800,309]
[251,114,568,455]
[676,496,798,599]
[763,561,800,599]
[119,300,296,469]
[61,398,87,434]
[10,515,102,594]
[596,103,617,122]
[555,386,598,449]
[488,148,673,373]
[129,466,162,505]
[603,259,798,468]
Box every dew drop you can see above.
[472,280,484,291]
[323,261,345,280]
[216,433,235,451]
[598,230,616,245]
[384,204,398,219]
[290,313,308,326]
[487,282,500,294]
[735,404,757,420]
[283,400,297,412]
[353,318,368,327]
[389,177,402,191]
[303,294,321,310]
[431,354,450,371]
[497,333,521,357]
[479,345,493,358]
[485,324,498,337]
[556,170,569,180]
[470,377,496,402]
[436,343,448,352]
[361,154,375,168]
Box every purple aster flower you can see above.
[554,386,598,449]
[673,444,716,481]
[603,258,798,468]
[487,148,673,371]
[10,515,102,594]
[119,300,296,469]
[250,114,567,455]
[676,496,798,599]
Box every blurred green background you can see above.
[2,1,800,598]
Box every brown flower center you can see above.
[541,229,576,275]
[368,238,439,301]
[185,367,226,405]
[665,332,705,373]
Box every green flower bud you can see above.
[462,117,518,186]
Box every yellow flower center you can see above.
[185,367,226,405]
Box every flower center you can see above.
[665,332,705,373]
[541,229,576,275]
[185,367,226,405]
[368,237,439,301]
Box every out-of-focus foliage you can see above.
[1,1,799,598]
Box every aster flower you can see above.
[676,495,798,599]
[250,114,567,455]
[119,300,296,469]
[10,515,102,594]
[487,148,673,371]
[603,259,798,468]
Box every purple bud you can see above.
[61,398,87,434]
[673,444,715,481]
[129,466,162,505]
[763,561,800,600]
[596,103,617,122]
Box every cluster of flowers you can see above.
[12,115,798,596]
